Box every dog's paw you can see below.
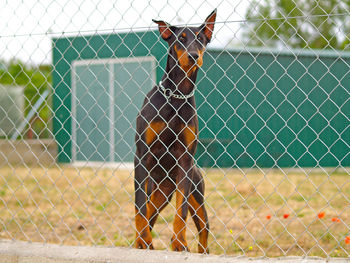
[171,236,189,252]
[198,245,209,254]
[135,234,154,249]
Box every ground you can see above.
[0,165,349,257]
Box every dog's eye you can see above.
[197,35,202,41]
[179,35,186,42]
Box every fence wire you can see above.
[0,0,349,258]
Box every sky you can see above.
[0,0,249,64]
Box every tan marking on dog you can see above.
[188,194,208,253]
[174,45,205,76]
[174,44,190,73]
[145,121,166,145]
[172,188,188,251]
[197,49,204,67]
[181,124,197,150]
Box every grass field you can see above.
[0,165,349,257]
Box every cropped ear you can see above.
[152,19,173,40]
[201,9,217,42]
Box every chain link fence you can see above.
[0,0,349,258]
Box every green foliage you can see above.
[244,0,350,50]
[0,59,52,138]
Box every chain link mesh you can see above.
[0,0,349,258]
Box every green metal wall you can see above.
[53,31,350,167]
[196,48,350,167]
[52,31,167,163]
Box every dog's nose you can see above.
[188,52,199,61]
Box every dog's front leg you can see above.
[171,155,194,252]
[134,155,153,249]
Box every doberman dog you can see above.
[134,9,217,254]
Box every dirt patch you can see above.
[0,139,57,166]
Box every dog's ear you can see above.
[153,19,173,40]
[201,9,217,43]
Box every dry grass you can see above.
[0,165,349,257]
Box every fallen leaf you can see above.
[345,236,350,245]
[318,212,325,219]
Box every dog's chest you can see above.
[144,117,197,154]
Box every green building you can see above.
[52,31,350,167]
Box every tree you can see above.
[243,0,350,50]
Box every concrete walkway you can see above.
[0,240,348,263]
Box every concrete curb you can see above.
[0,240,348,263]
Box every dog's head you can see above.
[153,9,217,75]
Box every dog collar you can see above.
[159,81,195,100]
